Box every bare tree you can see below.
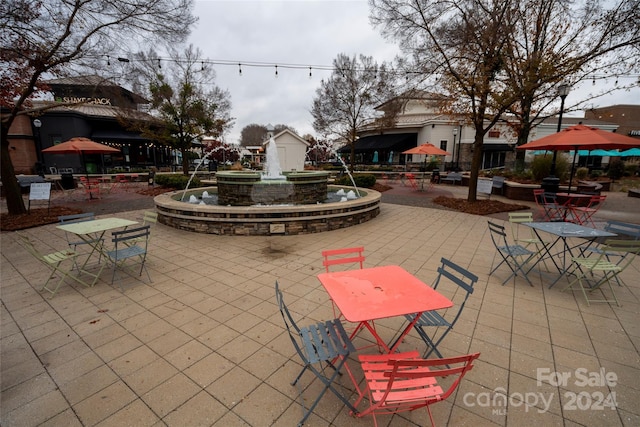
[1,0,196,214]
[503,0,640,164]
[240,124,268,146]
[124,45,234,175]
[311,53,397,170]
[239,123,299,146]
[371,0,520,200]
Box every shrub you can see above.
[530,154,569,182]
[155,174,200,189]
[575,167,589,180]
[624,162,639,177]
[334,173,376,188]
[607,158,625,180]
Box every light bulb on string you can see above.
[238,63,242,76]
[275,65,278,78]
[309,67,312,79]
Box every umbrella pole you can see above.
[567,150,578,193]
[82,152,93,200]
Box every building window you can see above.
[440,140,447,150]
[482,151,506,169]
[488,130,500,138]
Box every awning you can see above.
[339,133,417,153]
[482,143,514,152]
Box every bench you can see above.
[16,175,47,193]
[441,172,463,185]
[577,180,603,195]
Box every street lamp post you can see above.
[32,118,44,177]
[452,127,458,171]
[456,122,463,170]
[541,83,570,193]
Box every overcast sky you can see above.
[187,0,639,144]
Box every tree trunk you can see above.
[466,133,485,202]
[181,147,190,175]
[1,125,27,214]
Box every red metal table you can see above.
[317,265,453,353]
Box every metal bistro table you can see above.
[317,265,453,353]
[523,222,616,288]
[57,217,138,285]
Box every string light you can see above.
[102,53,639,82]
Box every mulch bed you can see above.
[1,207,83,231]
[1,186,174,231]
[432,196,530,215]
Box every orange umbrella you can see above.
[517,124,640,151]
[403,143,451,156]
[518,124,640,190]
[42,137,121,178]
[42,137,121,155]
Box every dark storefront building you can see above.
[32,75,174,174]
[338,133,418,165]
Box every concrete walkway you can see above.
[1,184,640,426]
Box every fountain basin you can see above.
[154,185,381,236]
[215,170,330,206]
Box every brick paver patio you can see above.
[2,190,639,426]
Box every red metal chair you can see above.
[569,195,606,227]
[352,351,480,427]
[533,189,565,221]
[322,247,365,320]
[405,173,419,190]
[322,246,365,273]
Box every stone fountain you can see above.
[154,137,381,235]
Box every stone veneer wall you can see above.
[154,186,381,236]
[217,181,327,205]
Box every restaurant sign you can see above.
[56,97,113,105]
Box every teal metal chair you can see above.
[488,221,537,286]
[391,258,477,359]
[105,225,151,290]
[275,281,358,427]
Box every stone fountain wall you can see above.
[216,171,329,206]
[154,185,381,236]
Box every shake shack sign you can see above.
[57,96,113,105]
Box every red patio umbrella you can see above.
[403,143,451,156]
[42,137,121,199]
[42,137,120,175]
[518,124,640,190]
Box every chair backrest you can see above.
[507,212,535,240]
[600,239,640,254]
[431,257,477,323]
[377,352,480,411]
[142,211,158,226]
[111,225,150,250]
[591,239,640,270]
[322,246,365,272]
[587,194,606,208]
[58,212,96,224]
[604,220,640,240]
[275,281,306,358]
[15,233,46,263]
[488,220,507,244]
[508,212,534,224]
